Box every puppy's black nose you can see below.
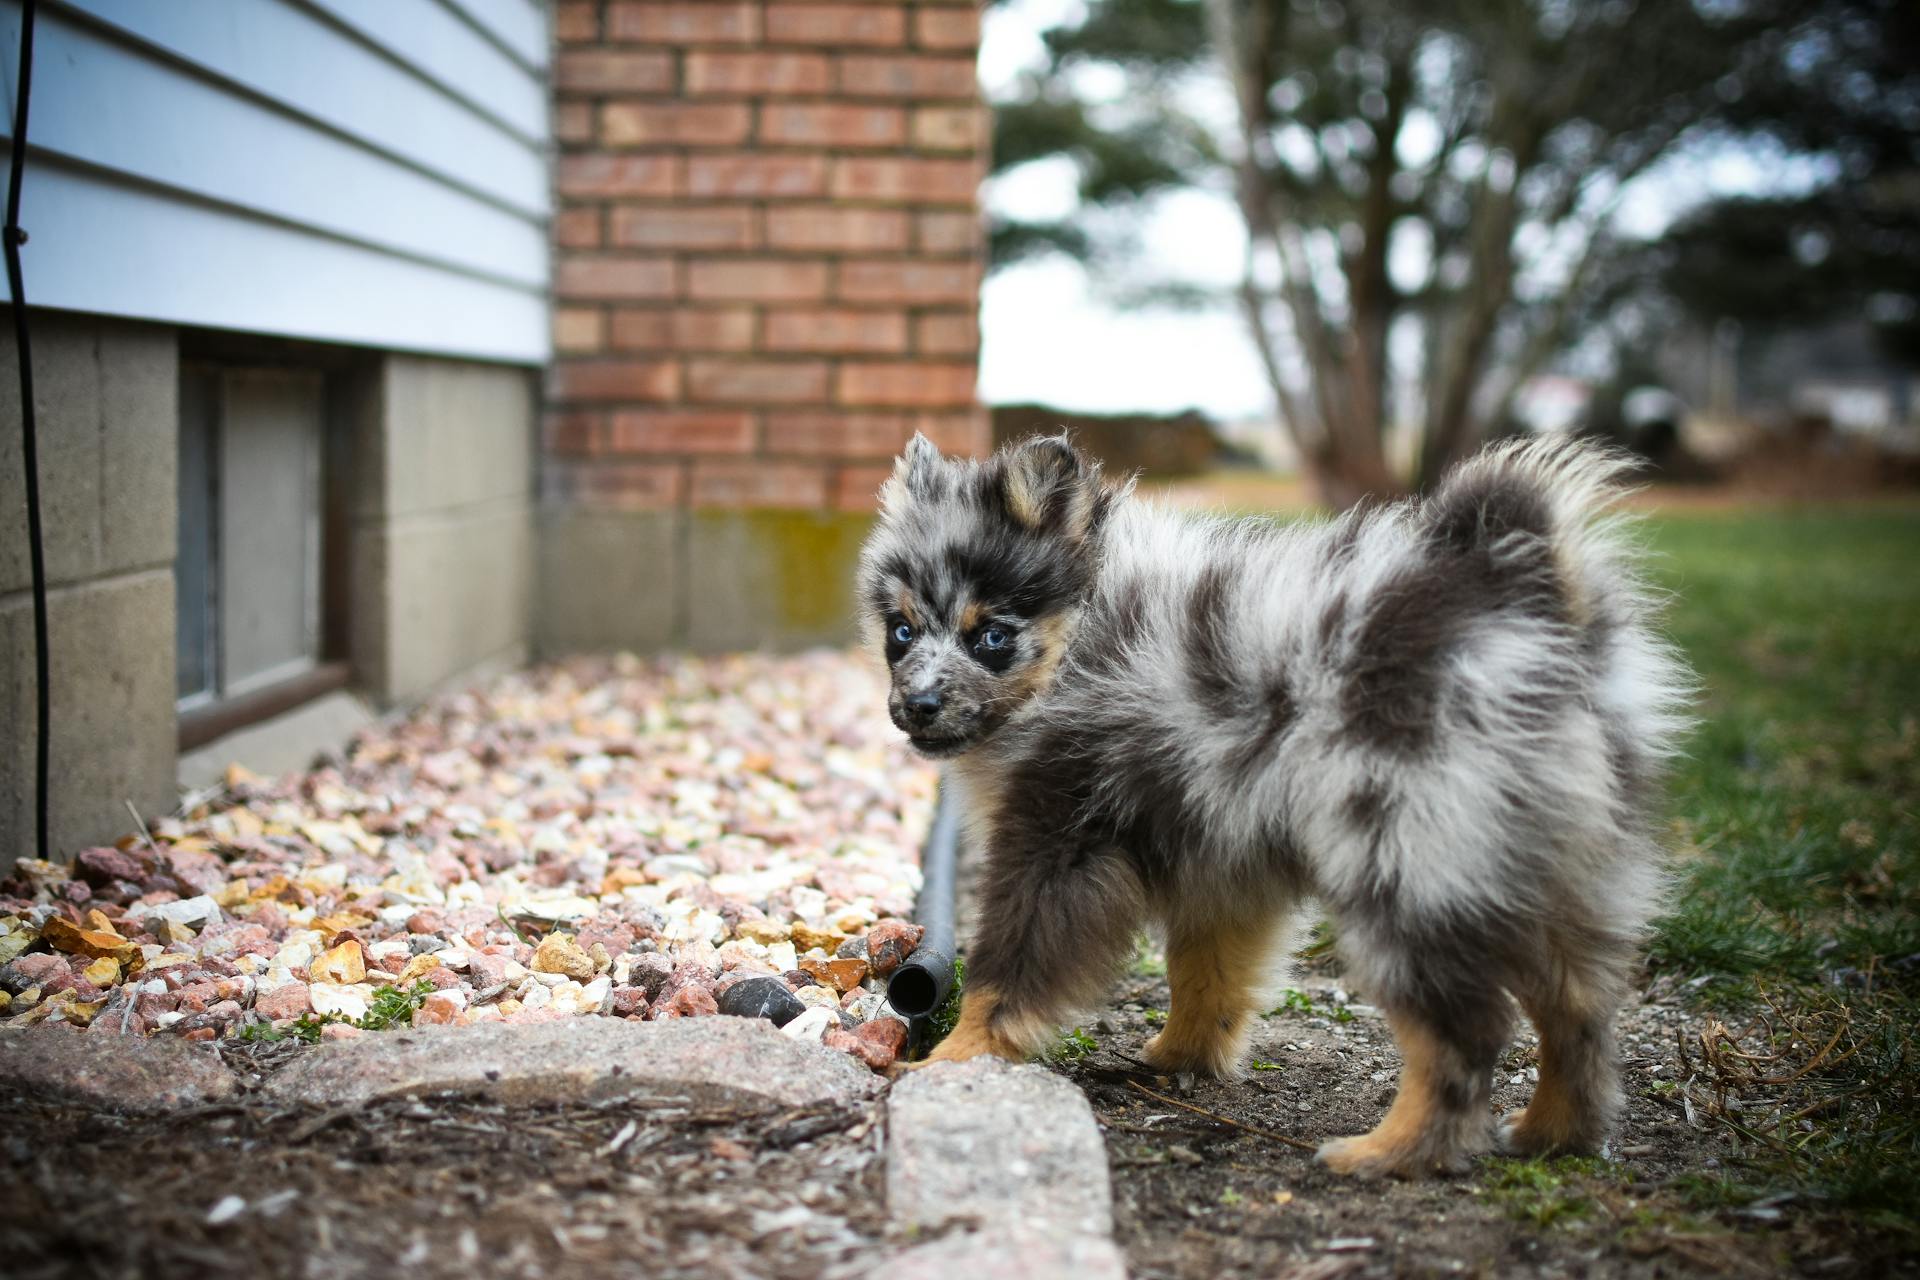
[903,689,943,721]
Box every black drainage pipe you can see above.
[886,780,959,1050]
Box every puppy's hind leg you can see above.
[1502,923,1636,1156]
[1144,902,1295,1079]
[1317,919,1512,1177]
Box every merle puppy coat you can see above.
[857,433,1692,1176]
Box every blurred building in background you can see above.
[0,0,988,861]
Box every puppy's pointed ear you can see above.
[1002,434,1105,540]
[881,431,943,511]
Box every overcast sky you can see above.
[973,0,1833,422]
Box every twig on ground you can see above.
[1125,1079,1320,1152]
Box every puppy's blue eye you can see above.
[978,627,1009,651]
[891,622,914,646]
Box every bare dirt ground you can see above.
[1,1042,900,1280]
[1051,963,1915,1280]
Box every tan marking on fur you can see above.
[958,599,986,634]
[1317,1013,1451,1177]
[895,589,922,630]
[1003,609,1075,705]
[1003,462,1047,529]
[1506,982,1606,1153]
[1142,915,1277,1078]
[919,987,1032,1066]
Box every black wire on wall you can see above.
[5,0,48,858]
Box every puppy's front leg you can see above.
[926,843,1145,1066]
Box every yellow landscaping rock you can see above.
[309,939,367,984]
[532,932,596,982]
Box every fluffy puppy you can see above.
[857,432,1693,1177]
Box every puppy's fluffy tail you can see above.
[1429,433,1696,766]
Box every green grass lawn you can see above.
[1641,503,1919,1225]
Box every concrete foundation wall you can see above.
[1,309,179,863]
[350,354,537,704]
[537,506,874,656]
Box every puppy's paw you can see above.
[1316,1133,1417,1179]
[1498,1107,1600,1158]
[1141,1029,1245,1081]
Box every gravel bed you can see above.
[0,652,936,1073]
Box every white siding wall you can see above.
[0,0,551,364]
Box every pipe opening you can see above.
[886,963,940,1018]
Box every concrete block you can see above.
[259,1017,883,1111]
[96,320,178,578]
[0,1026,238,1113]
[535,505,680,656]
[379,355,536,518]
[1,568,177,864]
[684,509,872,653]
[0,311,103,592]
[375,499,533,703]
[887,1058,1115,1238]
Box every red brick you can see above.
[764,205,908,252]
[686,153,829,198]
[834,463,895,512]
[551,358,682,402]
[759,102,904,148]
[687,359,830,404]
[556,51,675,95]
[555,3,598,42]
[911,106,984,151]
[687,258,829,302]
[608,3,760,43]
[831,156,978,203]
[609,205,757,250]
[915,311,977,355]
[555,207,602,249]
[559,155,681,198]
[611,308,758,351]
[685,52,831,95]
[569,460,686,510]
[765,5,905,46]
[690,459,830,510]
[919,409,991,456]
[917,210,979,254]
[837,361,976,407]
[545,410,602,456]
[763,308,909,354]
[554,307,606,353]
[837,54,977,99]
[555,255,677,301]
[608,410,757,454]
[837,259,976,305]
[555,101,595,144]
[765,411,913,457]
[912,8,980,50]
[602,101,752,147]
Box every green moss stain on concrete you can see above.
[686,510,875,650]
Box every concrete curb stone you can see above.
[258,1016,883,1111]
[0,1027,239,1113]
[885,1059,1124,1275]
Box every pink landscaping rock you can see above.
[574,920,635,956]
[609,986,650,1019]
[405,908,448,935]
[421,965,463,992]
[826,1017,909,1071]
[319,1023,364,1040]
[412,991,465,1026]
[658,985,719,1019]
[3,953,72,993]
[866,919,925,976]
[255,983,311,1021]
[74,846,149,887]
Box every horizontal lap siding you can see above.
[0,0,551,364]
[547,0,990,514]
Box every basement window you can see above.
[175,361,350,748]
